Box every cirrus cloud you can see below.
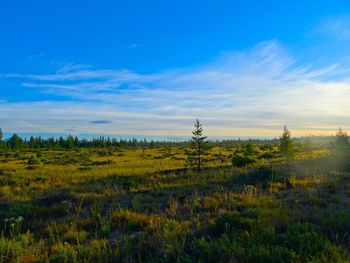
[1,40,350,137]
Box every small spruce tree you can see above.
[279,125,294,158]
[332,128,350,156]
[330,128,350,170]
[186,119,210,172]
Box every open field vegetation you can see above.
[0,126,350,262]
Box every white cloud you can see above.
[1,40,350,136]
[56,63,91,73]
[315,15,350,40]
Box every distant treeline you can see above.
[0,134,187,149]
[0,132,276,150]
[0,127,336,150]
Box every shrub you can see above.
[112,210,159,232]
[236,166,283,188]
[194,212,342,263]
[258,152,275,159]
[27,156,40,165]
[277,223,342,262]
[232,153,257,168]
[91,160,114,166]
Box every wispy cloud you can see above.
[314,15,350,40]
[1,40,350,136]
[57,63,92,73]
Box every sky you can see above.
[1,0,350,138]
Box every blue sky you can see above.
[1,0,350,137]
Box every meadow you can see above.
[0,138,350,262]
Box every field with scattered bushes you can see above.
[0,139,349,262]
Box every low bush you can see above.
[232,153,257,168]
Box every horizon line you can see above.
[2,132,340,142]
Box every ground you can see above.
[0,144,349,262]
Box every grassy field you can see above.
[0,143,349,262]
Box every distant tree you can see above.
[58,137,65,148]
[8,134,23,149]
[279,125,294,158]
[331,128,350,156]
[0,128,3,148]
[29,136,35,148]
[334,128,350,153]
[186,119,210,172]
[149,140,155,149]
[66,135,75,149]
[74,136,80,147]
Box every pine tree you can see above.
[66,135,75,149]
[332,128,350,155]
[279,125,294,158]
[0,128,3,148]
[8,134,23,149]
[186,119,210,172]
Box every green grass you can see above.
[0,145,349,262]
